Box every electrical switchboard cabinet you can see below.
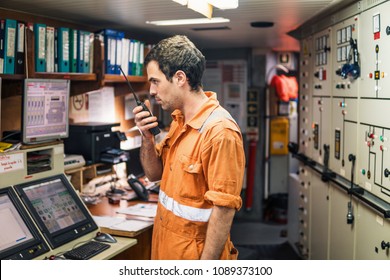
[294,0,390,260]
[328,184,356,260]
[299,37,314,158]
[357,1,390,204]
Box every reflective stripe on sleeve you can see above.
[159,189,212,222]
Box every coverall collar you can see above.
[170,91,220,130]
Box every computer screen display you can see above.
[0,187,49,260]
[22,79,70,144]
[15,174,98,249]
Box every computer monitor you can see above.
[126,147,145,178]
[22,79,70,144]
[15,174,98,249]
[0,187,50,260]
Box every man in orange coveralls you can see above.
[133,35,245,260]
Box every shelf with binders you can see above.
[0,10,149,97]
[95,37,148,86]
[25,27,97,80]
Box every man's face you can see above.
[147,61,181,112]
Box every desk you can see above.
[88,196,156,260]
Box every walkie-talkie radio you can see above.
[119,66,161,136]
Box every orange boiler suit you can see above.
[152,91,245,260]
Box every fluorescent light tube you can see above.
[146,17,230,26]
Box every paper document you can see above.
[93,215,153,232]
[116,203,157,218]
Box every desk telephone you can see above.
[128,177,149,201]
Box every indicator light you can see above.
[361,169,366,175]
[339,101,347,108]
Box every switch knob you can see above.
[381,240,390,250]
[384,168,390,178]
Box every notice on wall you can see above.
[87,87,116,122]
[69,87,116,123]
[124,94,137,120]
[0,153,24,173]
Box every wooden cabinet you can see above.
[65,163,115,193]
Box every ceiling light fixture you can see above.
[187,0,213,18]
[207,0,239,10]
[172,0,238,18]
[146,17,230,26]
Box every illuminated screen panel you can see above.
[22,79,70,144]
[0,187,49,260]
[15,174,98,249]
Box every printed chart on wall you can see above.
[69,87,116,123]
[204,60,247,132]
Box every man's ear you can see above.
[175,70,187,86]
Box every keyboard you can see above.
[63,241,111,260]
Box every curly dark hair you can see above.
[144,35,205,91]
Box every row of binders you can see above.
[0,18,94,74]
[0,19,146,76]
[32,23,94,73]
[0,18,26,74]
[98,29,145,76]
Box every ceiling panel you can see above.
[0,0,353,50]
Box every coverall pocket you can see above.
[178,155,205,200]
[222,240,238,260]
[165,228,202,259]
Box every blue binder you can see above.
[0,19,5,74]
[34,23,46,72]
[57,27,70,72]
[98,29,123,74]
[3,19,17,74]
[114,31,124,74]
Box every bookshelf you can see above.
[0,7,149,136]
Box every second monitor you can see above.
[15,174,98,249]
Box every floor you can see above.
[230,220,302,260]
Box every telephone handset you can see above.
[127,177,149,201]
